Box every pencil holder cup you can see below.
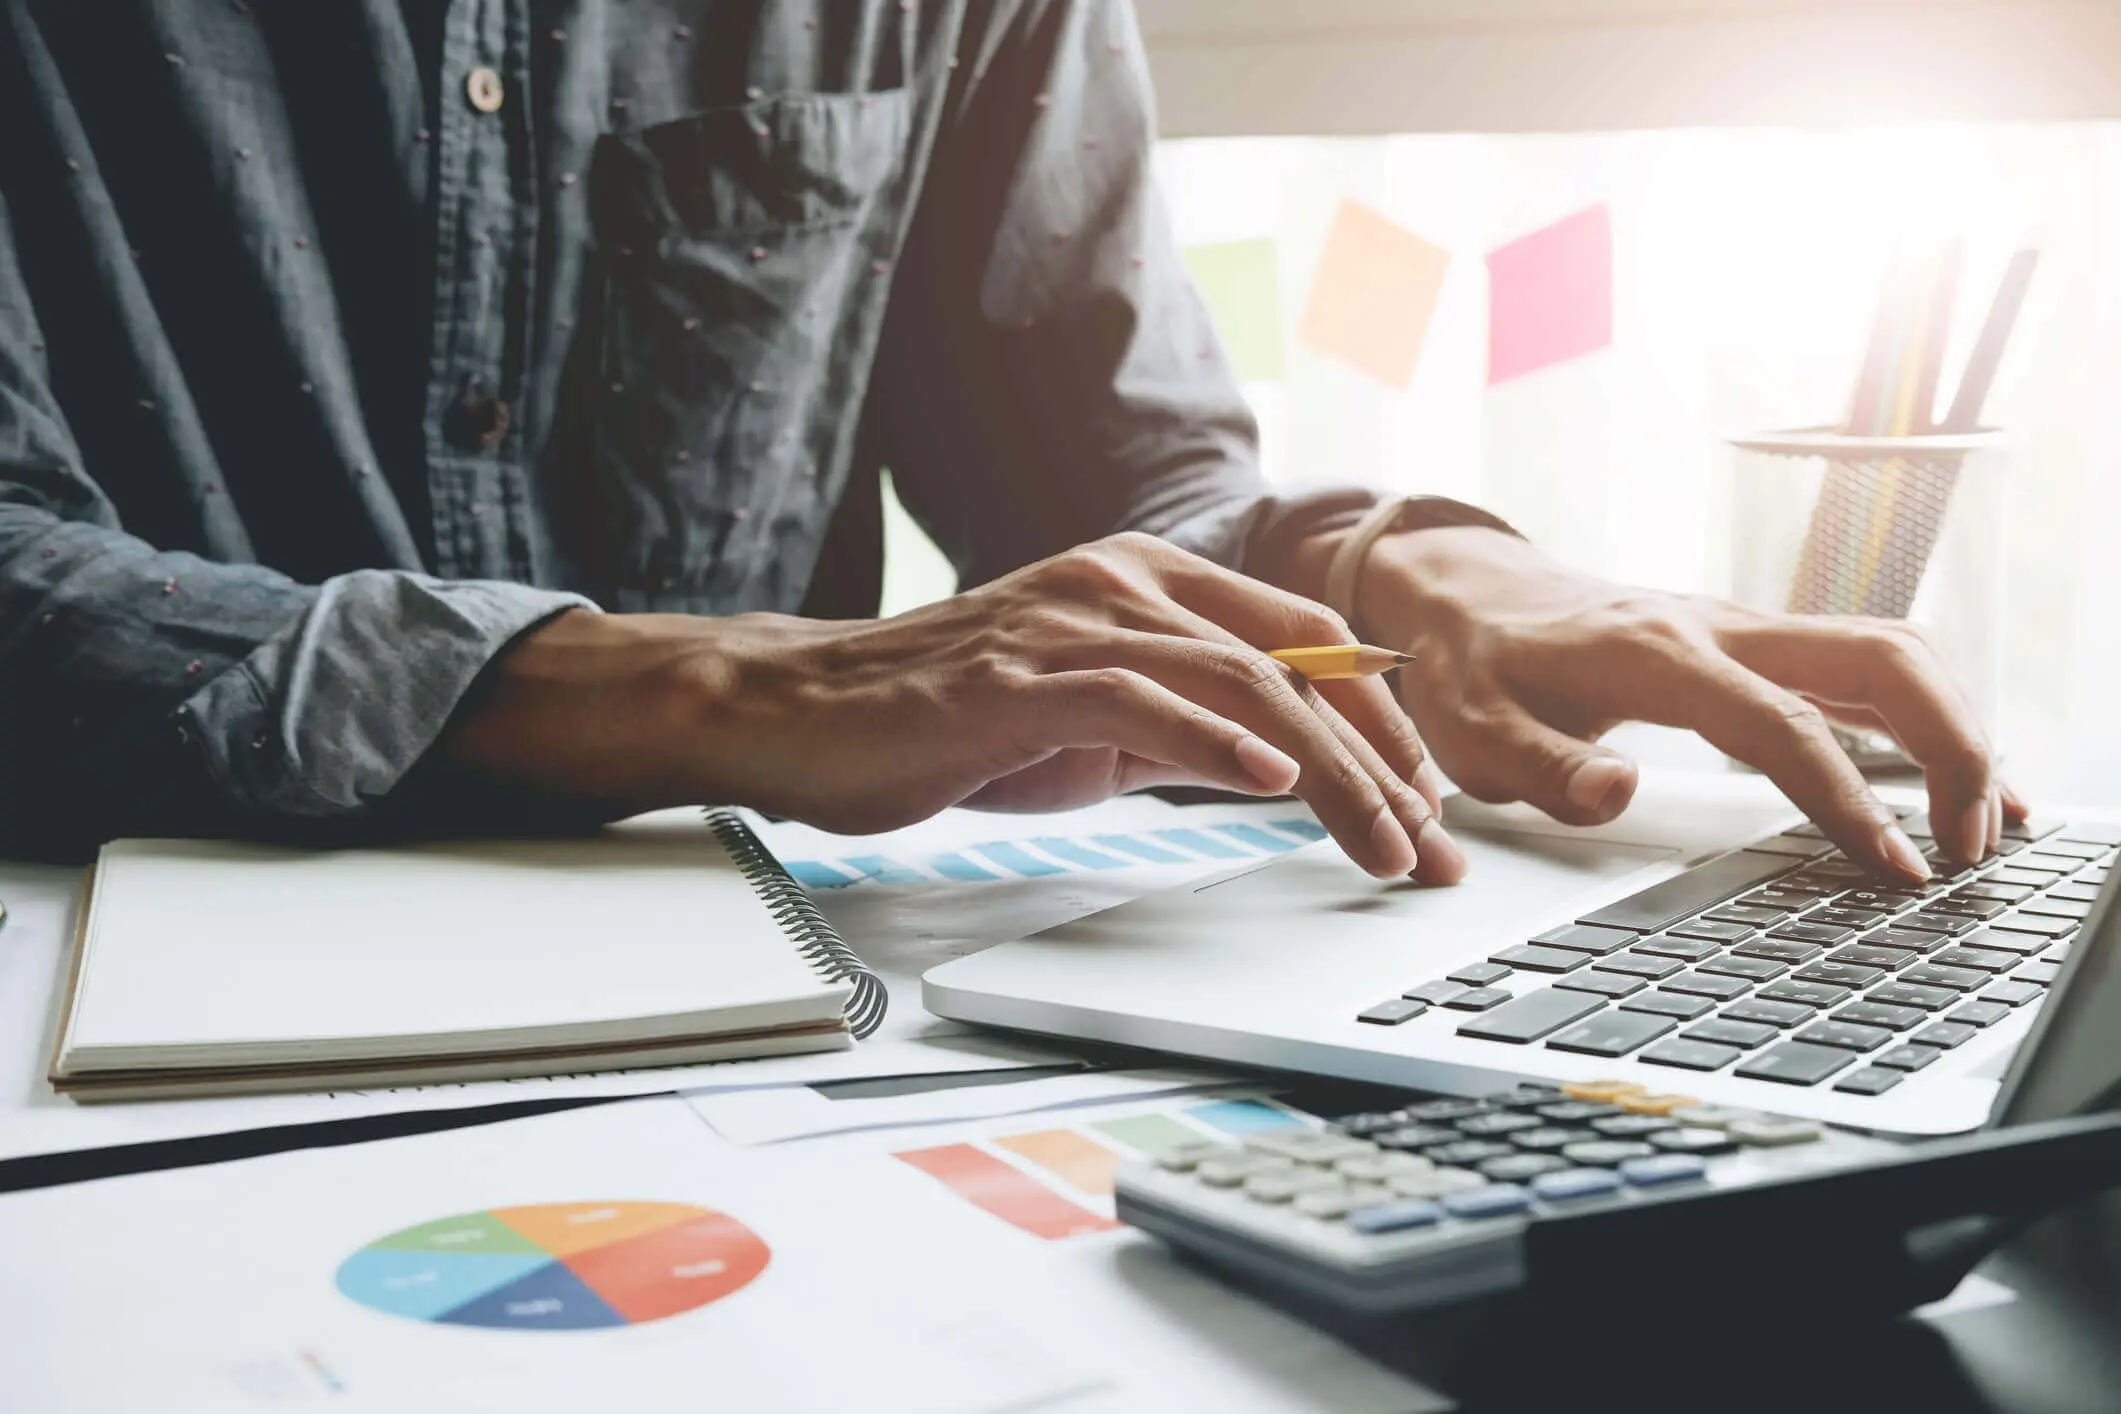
[1724,427,2011,766]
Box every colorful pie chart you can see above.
[336,1200,768,1331]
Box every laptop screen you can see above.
[1992,835,2121,1126]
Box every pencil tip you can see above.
[1392,652,1415,666]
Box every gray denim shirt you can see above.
[0,0,1375,858]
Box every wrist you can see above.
[1357,524,1527,650]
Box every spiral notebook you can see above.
[47,809,884,1102]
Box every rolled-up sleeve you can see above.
[0,192,585,857]
[871,0,1371,583]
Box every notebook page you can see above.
[63,815,847,1069]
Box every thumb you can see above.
[1438,702,1638,827]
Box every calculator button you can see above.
[1664,971,1752,1001]
[1793,1020,1892,1052]
[1560,1139,1658,1166]
[1554,971,1648,998]
[1456,989,1608,1043]
[1734,1041,1855,1086]
[1294,1185,1362,1220]
[1531,1168,1623,1202]
[1487,1084,1567,1109]
[1387,1167,1485,1200]
[1443,986,1513,1011]
[1866,982,1958,1011]
[1154,1141,1231,1172]
[1374,1124,1459,1151]
[1619,991,1715,1021]
[1682,1018,1779,1048]
[1244,1169,1342,1204]
[1874,1044,1939,1072]
[1647,1126,1739,1156]
[1479,1153,1570,1183]
[1331,1112,1407,1138]
[1640,1039,1743,1072]
[1619,1154,1709,1187]
[1560,1079,1647,1102]
[1833,1067,1905,1096]
[1911,1021,1978,1049]
[1721,999,1816,1028]
[1668,1105,1760,1129]
[1358,998,1428,1025]
[1491,944,1589,973]
[1197,1154,1293,1187]
[1833,1001,1926,1031]
[1428,1140,1519,1167]
[1442,1184,1535,1220]
[1538,1099,1624,1121]
[1986,979,2048,1004]
[1336,1151,1433,1183]
[1948,1000,2013,1027]
[1534,924,1639,956]
[1245,1132,1376,1164]
[1589,1114,1676,1138]
[1454,1112,1544,1138]
[1546,1010,1676,1057]
[1347,1199,1445,1234]
[1758,979,1853,1009]
[1726,1116,1823,1146]
[1508,1126,1596,1152]
[1402,980,1471,1006]
[1448,962,1514,987]
[1406,1098,1494,1123]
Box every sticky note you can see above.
[1485,204,1613,385]
[1295,198,1451,389]
[1181,238,1284,380]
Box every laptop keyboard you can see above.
[1355,817,2119,1096]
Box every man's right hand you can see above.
[441,533,1465,883]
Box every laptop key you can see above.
[1666,919,1756,944]
[2012,963,2062,988]
[1794,1020,1893,1052]
[1770,921,1857,947]
[1864,927,1947,954]
[1833,1067,1905,1096]
[1867,981,1959,1011]
[1684,1018,1779,1048]
[1403,980,1471,1005]
[1758,979,1854,1008]
[1874,1044,1940,1071]
[1705,905,1786,928]
[1838,890,1916,913]
[1633,935,1723,961]
[1456,989,1608,1044]
[2036,838,2109,860]
[1554,971,1647,999]
[2049,883,2102,904]
[1534,924,1639,956]
[1835,1001,1927,1031]
[1794,961,1887,989]
[1640,1038,1744,1072]
[1664,971,1752,1000]
[1929,945,2020,974]
[1731,938,1822,965]
[1490,944,1588,973]
[1721,998,1816,1027]
[1443,986,1512,1011]
[1545,1010,1677,1057]
[1923,898,2006,920]
[1895,913,1979,937]
[1988,914,2077,939]
[1983,980,2046,1006]
[1358,999,1428,1025]
[1740,889,1816,913]
[1948,1001,2013,1027]
[1911,1021,1978,1049]
[1576,851,1796,933]
[1956,928,2047,956]
[1735,1041,1856,1086]
[1620,991,1715,1020]
[1989,867,2064,888]
[1900,963,1987,991]
[1699,954,1788,981]
[1808,907,1889,930]
[1827,944,1916,971]
[1956,882,2035,904]
[1594,952,1686,980]
[1447,962,1514,987]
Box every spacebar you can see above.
[1576,850,1796,933]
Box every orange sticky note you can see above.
[1296,198,1451,389]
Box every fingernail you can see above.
[1233,735,1299,792]
[1416,817,1466,879]
[1880,822,1932,880]
[1565,754,1634,819]
[1369,806,1419,877]
[1956,799,1991,863]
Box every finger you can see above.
[2001,779,2032,823]
[1723,619,1994,863]
[1309,680,1465,884]
[1025,669,1302,797]
[1077,632,1426,879]
[1413,685,1640,828]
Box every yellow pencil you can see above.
[1267,645,1414,680]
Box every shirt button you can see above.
[465,67,505,114]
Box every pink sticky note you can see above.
[1296,199,1451,389]
[1485,205,1613,386]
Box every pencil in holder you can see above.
[1725,427,2010,767]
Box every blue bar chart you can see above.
[780,816,1325,891]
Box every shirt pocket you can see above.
[583,90,909,596]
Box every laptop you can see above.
[925,771,2116,1136]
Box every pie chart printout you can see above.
[336,1201,769,1331]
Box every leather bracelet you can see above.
[1322,495,1522,638]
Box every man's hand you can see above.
[443,533,1465,882]
[1352,525,2024,880]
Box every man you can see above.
[0,0,2014,875]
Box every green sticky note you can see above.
[1182,238,1284,381]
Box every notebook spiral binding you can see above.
[705,809,887,1038]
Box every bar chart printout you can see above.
[781,816,1326,891]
